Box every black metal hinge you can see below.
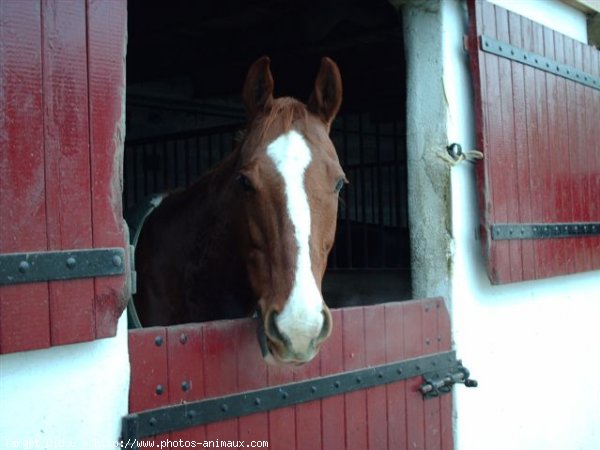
[491,222,600,241]
[122,351,475,444]
[420,361,478,399]
[480,35,600,91]
[0,247,126,285]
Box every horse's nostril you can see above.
[317,307,333,343]
[265,309,287,346]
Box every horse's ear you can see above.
[242,56,274,117]
[308,57,342,130]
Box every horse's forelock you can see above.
[242,98,310,153]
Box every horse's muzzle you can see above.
[255,305,332,365]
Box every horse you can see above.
[133,56,346,365]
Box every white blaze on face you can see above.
[266,130,324,357]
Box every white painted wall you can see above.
[0,312,130,450]
[440,1,600,449]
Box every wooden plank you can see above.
[267,358,296,449]
[86,0,128,339]
[530,20,553,279]
[480,1,511,283]
[364,305,388,450]
[0,0,50,354]
[42,0,95,346]
[587,45,600,268]
[236,319,269,447]
[507,11,535,281]
[167,324,207,443]
[320,308,345,450]
[565,36,587,272]
[437,299,453,450]
[293,351,322,450]
[494,5,522,283]
[422,299,441,450]
[203,320,239,443]
[384,302,407,450]
[543,26,564,278]
[342,307,368,450]
[467,0,492,264]
[553,30,575,275]
[403,301,424,450]
[128,327,170,446]
[520,15,542,279]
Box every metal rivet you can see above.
[311,385,317,393]
[154,336,163,346]
[155,384,164,395]
[415,365,421,371]
[181,381,190,392]
[187,410,196,419]
[66,257,76,269]
[254,397,262,406]
[437,336,442,342]
[424,306,430,312]
[334,381,341,388]
[425,339,431,346]
[18,261,29,273]
[378,371,384,379]
[221,404,229,412]
[112,254,122,267]
[397,368,403,375]
[179,333,188,344]
[149,417,157,427]
[281,391,289,399]
[356,376,362,384]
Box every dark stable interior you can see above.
[125,0,411,310]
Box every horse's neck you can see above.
[176,165,254,319]
[185,164,240,266]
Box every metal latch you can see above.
[420,361,478,398]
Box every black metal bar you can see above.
[342,117,352,269]
[125,123,243,147]
[376,123,385,267]
[162,141,168,192]
[0,248,126,285]
[480,35,600,91]
[122,350,458,441]
[359,115,369,267]
[393,120,401,230]
[195,135,201,178]
[173,140,179,189]
[491,222,600,240]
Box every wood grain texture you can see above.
[467,0,600,283]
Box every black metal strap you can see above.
[0,248,125,285]
[491,222,600,240]
[122,350,459,440]
[480,35,600,91]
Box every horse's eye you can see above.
[236,173,254,192]
[334,178,346,194]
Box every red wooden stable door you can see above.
[0,0,129,354]
[125,299,466,450]
[467,0,600,284]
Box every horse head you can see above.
[236,56,345,364]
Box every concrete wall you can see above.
[0,313,129,450]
